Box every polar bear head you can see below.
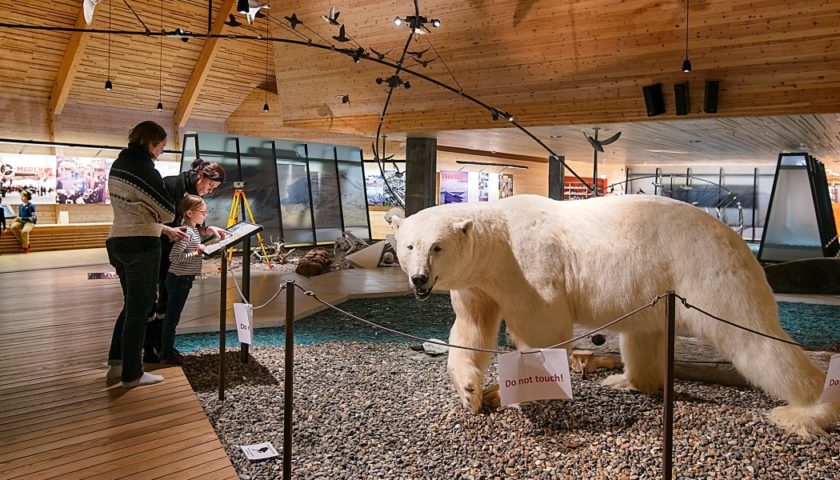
[392,208,474,299]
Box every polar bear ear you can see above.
[391,215,403,230]
[453,219,473,234]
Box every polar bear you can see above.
[392,194,838,437]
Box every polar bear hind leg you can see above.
[725,333,838,437]
[683,292,839,438]
[602,329,665,394]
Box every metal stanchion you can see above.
[663,290,676,480]
[218,253,228,401]
[283,279,295,480]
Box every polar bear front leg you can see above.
[448,289,502,413]
[602,329,665,394]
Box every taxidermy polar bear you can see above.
[392,194,838,437]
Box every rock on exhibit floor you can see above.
[183,343,840,480]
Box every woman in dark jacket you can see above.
[144,158,227,364]
[106,121,189,387]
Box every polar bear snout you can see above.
[410,274,428,287]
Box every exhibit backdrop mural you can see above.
[440,171,513,204]
[0,154,57,204]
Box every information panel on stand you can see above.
[202,221,264,256]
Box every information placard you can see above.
[498,349,573,407]
[821,354,840,403]
[234,303,254,345]
[202,221,264,256]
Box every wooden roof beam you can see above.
[174,0,236,128]
[48,7,93,115]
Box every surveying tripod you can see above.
[227,186,272,267]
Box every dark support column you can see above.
[548,155,566,200]
[405,137,437,215]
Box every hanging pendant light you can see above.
[262,1,270,113]
[104,0,112,90]
[156,0,163,111]
[682,0,691,73]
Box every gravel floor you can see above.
[183,343,840,480]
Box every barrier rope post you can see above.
[218,251,228,401]
[283,279,295,480]
[663,290,676,480]
[241,234,251,364]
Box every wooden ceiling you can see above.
[1,0,839,167]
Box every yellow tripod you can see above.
[227,188,272,267]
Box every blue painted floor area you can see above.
[177,294,840,353]
[777,301,840,349]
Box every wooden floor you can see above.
[0,263,239,479]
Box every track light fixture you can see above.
[490,109,514,122]
[375,75,410,89]
[237,0,249,14]
[682,0,691,73]
[392,15,441,34]
[263,102,269,112]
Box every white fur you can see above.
[393,194,839,437]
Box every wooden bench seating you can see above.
[0,223,111,253]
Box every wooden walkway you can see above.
[0,262,238,479]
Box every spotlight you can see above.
[393,16,402,26]
[682,58,692,73]
[237,0,249,14]
[337,94,350,104]
[353,54,361,64]
[156,101,163,111]
[263,102,269,113]
[506,113,514,122]
[174,29,190,42]
[431,18,441,28]
[491,110,500,121]
[104,79,112,91]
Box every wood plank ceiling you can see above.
[0,0,839,167]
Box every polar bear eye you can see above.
[433,245,442,253]
[406,245,413,250]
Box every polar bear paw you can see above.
[481,384,501,411]
[768,403,838,439]
[601,373,638,391]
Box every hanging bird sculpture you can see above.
[582,127,622,197]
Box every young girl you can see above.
[160,194,207,365]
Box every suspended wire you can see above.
[423,35,462,93]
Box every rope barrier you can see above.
[282,285,825,353]
[225,263,288,310]
[292,284,682,354]
[673,293,808,349]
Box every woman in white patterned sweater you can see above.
[160,194,208,364]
